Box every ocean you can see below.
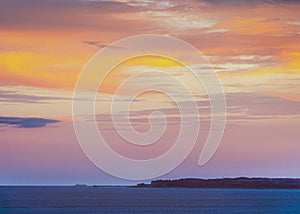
[1,186,300,213]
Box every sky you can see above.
[0,0,300,185]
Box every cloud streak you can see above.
[0,89,72,104]
[0,116,60,128]
[82,40,124,49]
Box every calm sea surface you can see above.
[1,186,300,213]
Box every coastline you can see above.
[132,177,300,190]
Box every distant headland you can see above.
[134,177,300,189]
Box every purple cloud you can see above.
[0,116,60,128]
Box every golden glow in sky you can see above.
[0,0,300,184]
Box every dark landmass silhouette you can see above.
[74,184,88,187]
[134,177,300,189]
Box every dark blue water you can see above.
[1,187,300,213]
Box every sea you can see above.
[1,186,300,213]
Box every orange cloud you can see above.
[0,51,84,89]
[215,17,297,35]
[99,55,184,94]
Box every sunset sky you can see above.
[1,0,300,185]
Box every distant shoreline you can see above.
[2,177,300,189]
[132,177,300,190]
